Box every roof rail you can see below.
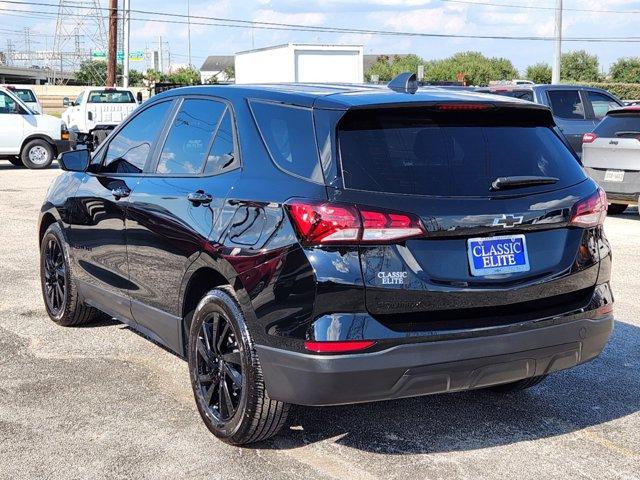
[388,72,418,94]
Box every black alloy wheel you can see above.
[43,236,67,315]
[195,311,243,422]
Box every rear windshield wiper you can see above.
[491,175,559,191]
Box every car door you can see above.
[68,99,175,322]
[0,90,26,154]
[546,88,590,155]
[126,97,241,352]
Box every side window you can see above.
[157,99,226,175]
[204,109,238,176]
[547,90,585,120]
[102,101,172,174]
[587,91,620,119]
[75,91,84,106]
[0,91,17,114]
[250,101,323,183]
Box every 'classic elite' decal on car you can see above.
[377,271,408,285]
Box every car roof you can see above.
[152,83,548,110]
[606,106,640,115]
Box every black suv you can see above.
[39,76,614,445]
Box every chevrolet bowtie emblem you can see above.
[493,214,524,228]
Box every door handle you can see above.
[111,187,130,199]
[187,191,213,205]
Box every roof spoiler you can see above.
[388,72,418,94]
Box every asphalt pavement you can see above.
[0,162,638,480]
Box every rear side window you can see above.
[594,113,640,138]
[157,99,226,175]
[548,90,585,119]
[250,101,323,183]
[483,90,534,102]
[338,108,586,197]
[587,91,620,119]
[204,109,238,176]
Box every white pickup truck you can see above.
[62,87,139,148]
[0,86,70,169]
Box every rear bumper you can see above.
[257,314,613,406]
[585,167,640,203]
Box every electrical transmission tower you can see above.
[52,0,108,84]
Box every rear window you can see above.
[482,89,534,102]
[87,90,135,103]
[593,113,640,138]
[13,89,36,103]
[338,108,586,197]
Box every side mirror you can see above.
[62,97,70,107]
[58,148,90,172]
[136,91,143,103]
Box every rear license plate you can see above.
[604,170,625,182]
[467,234,530,276]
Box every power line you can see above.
[2,2,640,45]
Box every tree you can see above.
[424,51,518,86]
[143,69,166,85]
[365,54,425,82]
[75,60,111,85]
[525,63,552,84]
[128,69,144,87]
[166,66,201,85]
[610,57,640,83]
[561,50,601,82]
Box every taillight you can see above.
[304,340,375,353]
[285,200,425,245]
[570,188,607,227]
[583,132,598,144]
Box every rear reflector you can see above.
[570,188,607,227]
[583,132,598,144]
[304,340,375,353]
[286,200,425,245]
[437,103,491,111]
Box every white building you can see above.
[234,43,364,84]
[199,55,234,83]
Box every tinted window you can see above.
[13,89,36,103]
[593,113,640,138]
[482,89,534,102]
[88,90,135,103]
[338,108,586,197]
[204,109,238,176]
[587,91,620,119]
[157,99,225,175]
[250,101,323,183]
[548,90,585,119]
[0,91,17,114]
[102,101,172,174]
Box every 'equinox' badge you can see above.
[493,214,524,228]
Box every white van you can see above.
[0,87,69,169]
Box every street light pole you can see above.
[187,0,192,67]
[552,0,562,84]
[123,0,131,87]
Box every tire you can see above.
[21,138,54,169]
[7,156,24,167]
[40,223,102,326]
[487,374,548,393]
[188,286,290,445]
[607,203,628,215]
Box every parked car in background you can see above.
[583,106,640,214]
[40,76,613,445]
[5,85,42,113]
[475,84,623,156]
[0,86,69,169]
[62,87,138,149]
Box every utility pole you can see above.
[107,0,118,86]
[123,0,131,87]
[187,0,192,67]
[158,36,163,74]
[552,0,562,84]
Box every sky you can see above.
[3,0,640,74]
